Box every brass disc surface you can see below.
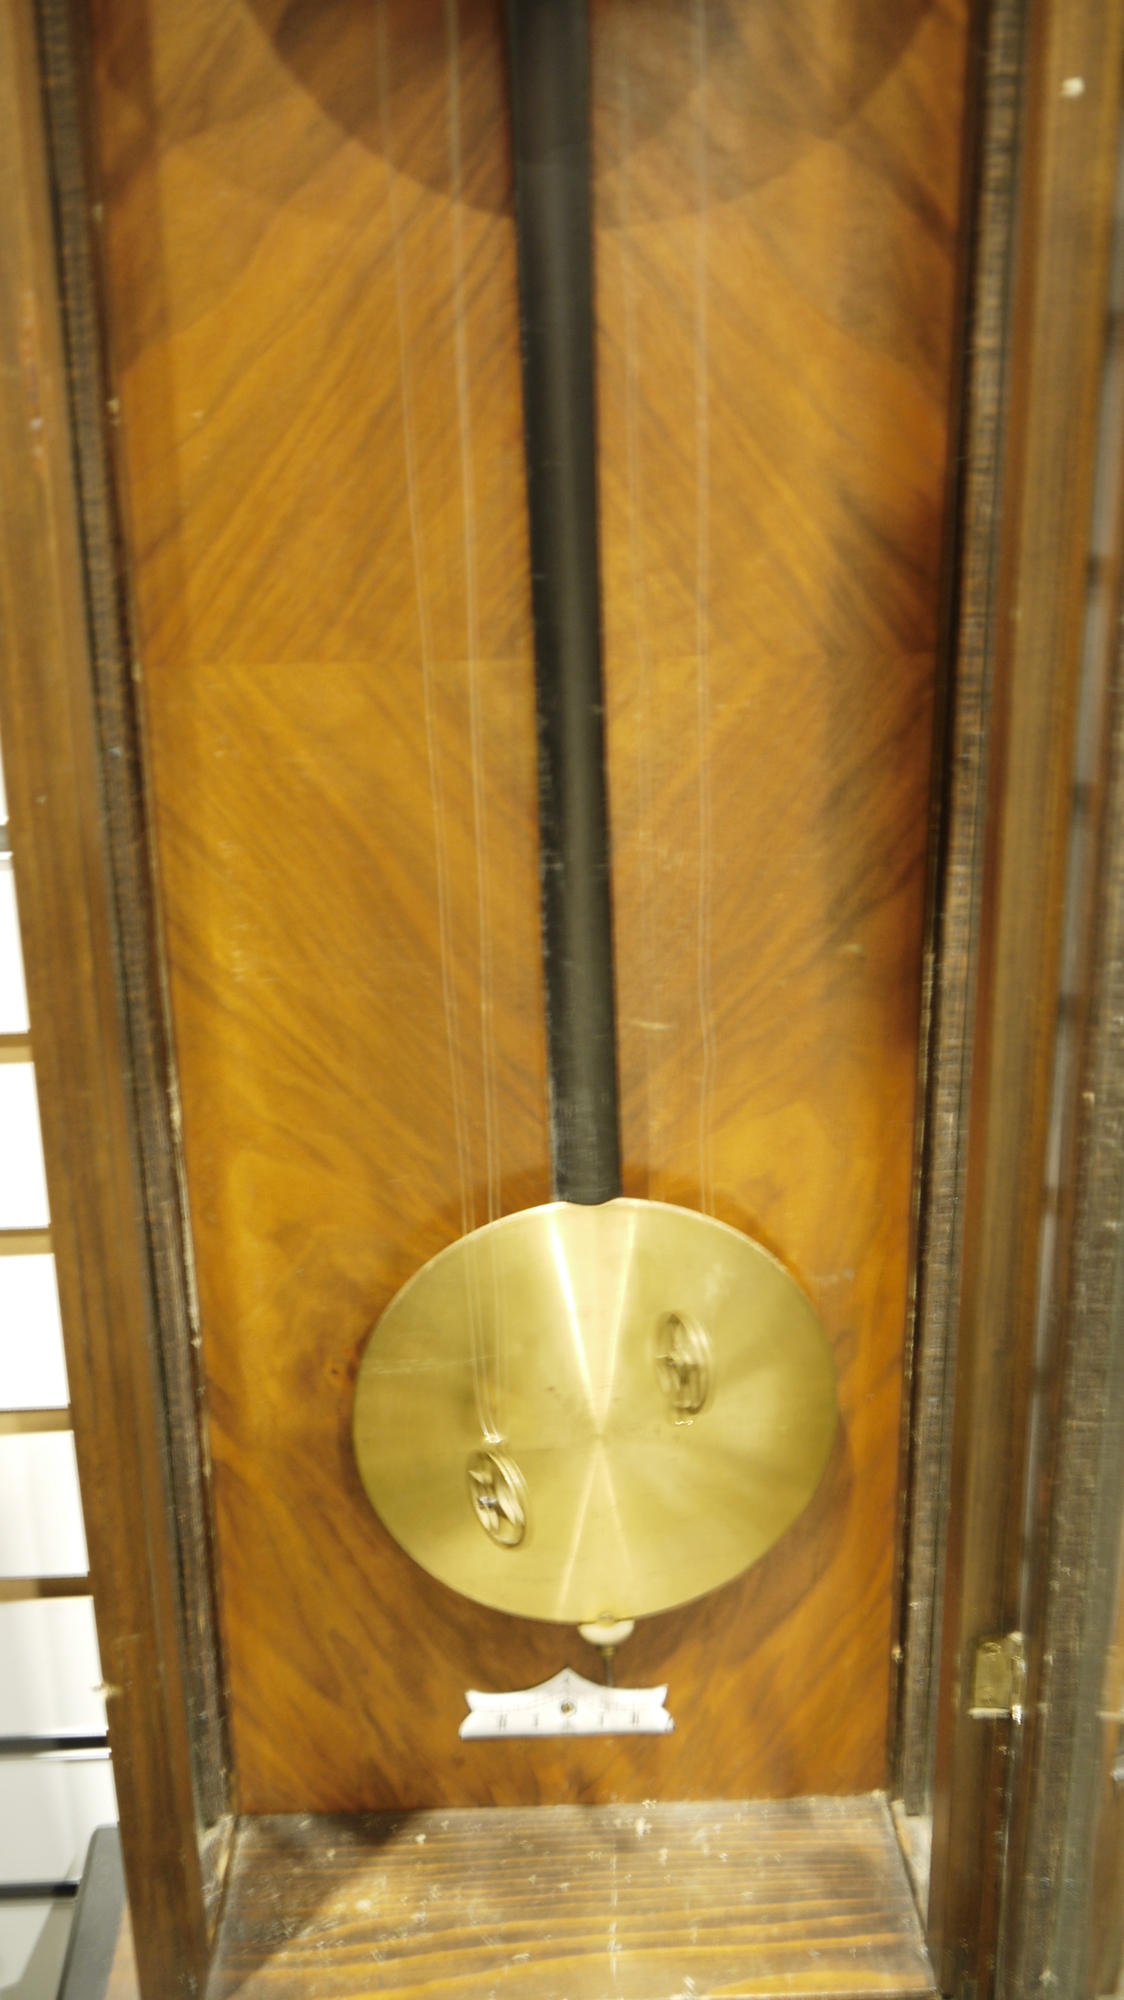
[353,1199,837,1624]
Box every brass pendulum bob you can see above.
[353,1199,837,1625]
[353,0,837,1633]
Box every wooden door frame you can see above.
[916,0,1124,1992]
[3,0,1124,1995]
[0,0,231,1992]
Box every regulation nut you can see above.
[655,1311,712,1419]
[467,1449,528,1548]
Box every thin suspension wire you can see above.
[693,0,716,1216]
[445,0,506,1440]
[616,0,658,1193]
[446,0,501,1232]
[377,1,499,1441]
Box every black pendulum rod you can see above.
[504,0,621,1206]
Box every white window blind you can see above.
[0,739,117,2000]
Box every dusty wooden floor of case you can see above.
[136,1796,936,2000]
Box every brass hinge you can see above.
[969,1632,1027,1720]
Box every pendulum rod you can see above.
[504,0,621,1205]
[355,1,841,1638]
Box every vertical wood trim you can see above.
[896,0,1027,1818]
[0,0,214,1992]
[998,131,1124,1996]
[33,0,233,1854]
[1004,579,1124,2000]
[926,0,1124,1989]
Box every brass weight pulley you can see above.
[354,0,837,1634]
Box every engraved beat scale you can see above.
[353,0,838,1636]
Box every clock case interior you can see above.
[2,0,1124,1996]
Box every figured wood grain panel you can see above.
[595,0,968,1798]
[87,0,555,1812]
[211,1798,936,2000]
[86,0,969,1813]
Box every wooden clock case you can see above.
[2,0,1124,1995]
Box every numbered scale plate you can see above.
[460,1667,673,1739]
[353,1199,837,1625]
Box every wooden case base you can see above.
[111,1797,934,2000]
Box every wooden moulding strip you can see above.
[0,2,216,1995]
[0,1034,33,1062]
[926,0,1124,1990]
[893,0,1027,1819]
[998,101,1124,2000]
[32,0,233,1872]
